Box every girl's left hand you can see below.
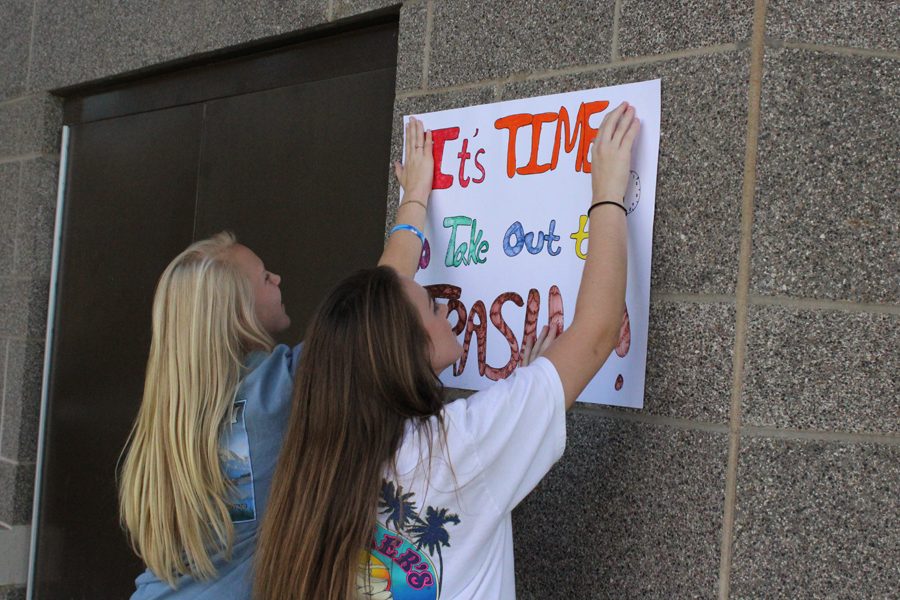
[394,117,434,203]
[519,324,559,368]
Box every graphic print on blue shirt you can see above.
[359,481,461,599]
[220,399,256,522]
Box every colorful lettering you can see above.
[503,220,562,257]
[431,126,460,190]
[494,100,610,178]
[443,216,489,267]
[570,214,590,260]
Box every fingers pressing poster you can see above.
[407,79,660,408]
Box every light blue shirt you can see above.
[131,343,301,600]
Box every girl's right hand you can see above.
[394,116,434,203]
[590,102,640,204]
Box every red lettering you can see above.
[433,285,564,380]
[458,300,487,377]
[457,138,471,188]
[472,149,486,184]
[431,126,460,189]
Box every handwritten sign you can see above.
[407,80,660,407]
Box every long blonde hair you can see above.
[119,232,274,587]
[255,266,446,600]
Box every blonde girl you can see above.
[119,118,436,599]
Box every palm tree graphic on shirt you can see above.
[378,481,418,532]
[409,506,461,584]
[370,479,461,597]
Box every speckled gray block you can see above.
[14,158,58,279]
[28,0,206,91]
[618,0,753,58]
[202,0,328,52]
[0,462,34,526]
[336,0,406,20]
[502,51,749,295]
[766,0,900,52]
[0,586,26,600]
[2,341,45,464]
[393,2,428,92]
[0,95,62,158]
[513,414,728,598]
[429,0,614,88]
[752,48,900,303]
[637,300,735,423]
[0,0,31,101]
[0,278,49,339]
[0,165,18,276]
[732,437,900,599]
[743,305,899,435]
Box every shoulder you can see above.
[443,357,564,432]
[238,343,302,415]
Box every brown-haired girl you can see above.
[255,102,639,600]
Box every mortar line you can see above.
[397,44,740,99]
[571,404,900,445]
[0,521,11,530]
[0,153,55,166]
[0,455,21,466]
[422,0,434,89]
[0,341,9,458]
[610,0,623,61]
[23,0,40,91]
[651,292,736,304]
[719,1,767,597]
[0,96,28,109]
[571,404,730,432]
[742,426,900,445]
[12,162,23,274]
[749,294,900,315]
[775,40,900,60]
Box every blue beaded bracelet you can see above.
[390,224,426,247]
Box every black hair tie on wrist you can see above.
[588,200,627,217]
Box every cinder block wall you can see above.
[0,1,896,598]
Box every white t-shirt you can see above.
[360,357,566,600]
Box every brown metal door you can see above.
[34,19,397,598]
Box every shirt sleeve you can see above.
[443,357,566,514]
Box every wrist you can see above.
[401,191,430,205]
[590,195,624,207]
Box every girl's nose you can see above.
[272,273,282,286]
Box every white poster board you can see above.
[407,79,660,407]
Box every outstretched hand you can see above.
[394,116,434,203]
[519,324,559,368]
[591,102,640,204]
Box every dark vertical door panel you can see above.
[34,106,202,598]
[195,67,396,341]
[34,20,397,600]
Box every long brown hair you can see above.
[255,266,445,600]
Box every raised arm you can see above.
[543,102,640,409]
[378,117,434,277]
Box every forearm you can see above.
[571,203,627,359]
[380,117,434,278]
[542,101,638,408]
[377,193,429,278]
